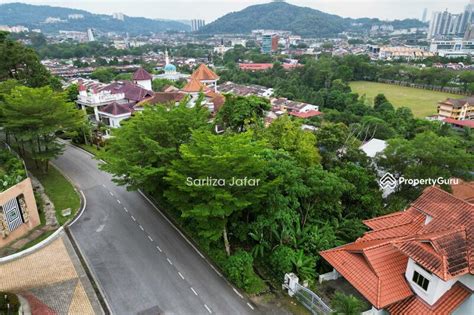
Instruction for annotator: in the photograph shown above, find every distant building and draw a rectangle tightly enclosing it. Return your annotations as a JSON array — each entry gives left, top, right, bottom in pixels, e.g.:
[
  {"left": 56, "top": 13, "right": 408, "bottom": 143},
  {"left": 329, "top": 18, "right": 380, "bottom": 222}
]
[
  {"left": 429, "top": 39, "right": 474, "bottom": 57},
  {"left": 87, "top": 28, "right": 95, "bottom": 42},
  {"left": 261, "top": 33, "right": 279, "bottom": 53},
  {"left": 437, "top": 97, "right": 474, "bottom": 121},
  {"left": 68, "top": 14, "right": 84, "bottom": 20},
  {"left": 428, "top": 1, "right": 474, "bottom": 39},
  {"left": 378, "top": 46, "right": 434, "bottom": 60},
  {"left": 112, "top": 12, "right": 125, "bottom": 21},
  {"left": 132, "top": 68, "right": 153, "bottom": 91},
  {"left": 191, "top": 19, "right": 205, "bottom": 32},
  {"left": 422, "top": 8, "right": 428, "bottom": 23},
  {"left": 155, "top": 50, "right": 190, "bottom": 81}
]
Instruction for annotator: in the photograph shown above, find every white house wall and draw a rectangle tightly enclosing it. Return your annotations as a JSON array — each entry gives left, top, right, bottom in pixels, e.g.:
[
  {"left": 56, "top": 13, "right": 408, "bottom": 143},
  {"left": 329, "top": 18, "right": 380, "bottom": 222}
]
[{"left": 405, "top": 258, "right": 457, "bottom": 306}]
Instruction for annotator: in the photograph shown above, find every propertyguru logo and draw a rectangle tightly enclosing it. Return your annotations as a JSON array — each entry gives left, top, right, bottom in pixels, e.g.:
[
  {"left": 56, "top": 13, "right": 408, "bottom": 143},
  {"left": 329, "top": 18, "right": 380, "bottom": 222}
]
[{"left": 379, "top": 172, "right": 459, "bottom": 189}]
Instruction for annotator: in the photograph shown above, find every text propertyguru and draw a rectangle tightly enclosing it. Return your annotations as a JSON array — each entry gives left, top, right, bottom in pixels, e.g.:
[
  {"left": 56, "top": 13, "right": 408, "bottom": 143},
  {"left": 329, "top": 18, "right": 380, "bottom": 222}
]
[
  {"left": 186, "top": 177, "right": 261, "bottom": 187},
  {"left": 398, "top": 177, "right": 459, "bottom": 186}
]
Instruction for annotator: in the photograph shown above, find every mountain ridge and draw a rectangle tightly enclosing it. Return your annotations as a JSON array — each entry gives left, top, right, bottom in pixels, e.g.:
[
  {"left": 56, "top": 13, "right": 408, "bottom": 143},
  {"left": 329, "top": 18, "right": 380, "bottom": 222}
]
[
  {"left": 199, "top": 1, "right": 426, "bottom": 37},
  {"left": 0, "top": 2, "right": 190, "bottom": 35}
]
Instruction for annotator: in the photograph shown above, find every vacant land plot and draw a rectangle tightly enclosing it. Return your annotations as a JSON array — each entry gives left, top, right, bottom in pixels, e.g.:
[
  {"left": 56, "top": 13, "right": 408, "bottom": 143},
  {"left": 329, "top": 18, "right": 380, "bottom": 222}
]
[{"left": 349, "top": 81, "right": 461, "bottom": 117}]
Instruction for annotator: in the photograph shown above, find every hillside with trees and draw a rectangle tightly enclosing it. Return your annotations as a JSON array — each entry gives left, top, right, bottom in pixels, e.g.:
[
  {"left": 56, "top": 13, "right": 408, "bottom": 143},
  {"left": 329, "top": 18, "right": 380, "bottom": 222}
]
[
  {"left": 200, "top": 1, "right": 426, "bottom": 37},
  {"left": 0, "top": 3, "right": 190, "bottom": 35}
]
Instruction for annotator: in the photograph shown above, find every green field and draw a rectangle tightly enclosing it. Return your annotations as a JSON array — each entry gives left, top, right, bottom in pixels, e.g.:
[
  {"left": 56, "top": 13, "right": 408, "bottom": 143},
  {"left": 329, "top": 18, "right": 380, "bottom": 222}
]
[{"left": 349, "top": 81, "right": 461, "bottom": 118}]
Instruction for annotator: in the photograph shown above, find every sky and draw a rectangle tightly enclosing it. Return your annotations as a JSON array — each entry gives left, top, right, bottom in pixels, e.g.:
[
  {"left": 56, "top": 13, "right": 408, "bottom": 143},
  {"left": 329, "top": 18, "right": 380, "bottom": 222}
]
[{"left": 0, "top": 0, "right": 469, "bottom": 22}]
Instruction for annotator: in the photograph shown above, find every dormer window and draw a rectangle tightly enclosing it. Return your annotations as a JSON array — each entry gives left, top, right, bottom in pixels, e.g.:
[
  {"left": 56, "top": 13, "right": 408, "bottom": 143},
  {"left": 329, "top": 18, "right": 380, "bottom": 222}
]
[{"left": 412, "top": 271, "right": 430, "bottom": 291}]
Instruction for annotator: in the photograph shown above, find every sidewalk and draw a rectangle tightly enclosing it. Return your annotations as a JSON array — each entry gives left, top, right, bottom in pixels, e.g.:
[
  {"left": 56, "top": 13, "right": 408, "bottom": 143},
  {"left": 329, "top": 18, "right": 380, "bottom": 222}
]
[{"left": 0, "top": 231, "right": 104, "bottom": 315}]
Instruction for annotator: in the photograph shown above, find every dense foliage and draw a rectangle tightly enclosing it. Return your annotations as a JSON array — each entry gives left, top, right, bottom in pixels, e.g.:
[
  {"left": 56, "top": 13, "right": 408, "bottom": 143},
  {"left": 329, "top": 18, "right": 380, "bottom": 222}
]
[
  {"left": 0, "top": 148, "right": 26, "bottom": 192},
  {"left": 1, "top": 85, "right": 85, "bottom": 172},
  {"left": 0, "top": 31, "right": 52, "bottom": 87}
]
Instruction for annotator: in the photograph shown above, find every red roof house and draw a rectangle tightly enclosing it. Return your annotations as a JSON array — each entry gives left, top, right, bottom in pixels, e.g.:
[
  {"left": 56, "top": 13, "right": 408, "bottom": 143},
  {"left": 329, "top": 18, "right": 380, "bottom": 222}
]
[{"left": 320, "top": 186, "right": 473, "bottom": 314}]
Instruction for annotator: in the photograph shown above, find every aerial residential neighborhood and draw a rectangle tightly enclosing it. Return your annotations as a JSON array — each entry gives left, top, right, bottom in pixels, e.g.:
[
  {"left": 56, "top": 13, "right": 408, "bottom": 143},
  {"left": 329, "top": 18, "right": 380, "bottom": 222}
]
[{"left": 0, "top": 1, "right": 473, "bottom": 315}]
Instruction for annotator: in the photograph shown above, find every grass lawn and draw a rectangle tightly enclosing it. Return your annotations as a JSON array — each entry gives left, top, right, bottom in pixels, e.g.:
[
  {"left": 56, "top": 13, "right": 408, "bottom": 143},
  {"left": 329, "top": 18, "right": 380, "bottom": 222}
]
[
  {"left": 29, "top": 164, "right": 80, "bottom": 226},
  {"left": 349, "top": 81, "right": 461, "bottom": 118}
]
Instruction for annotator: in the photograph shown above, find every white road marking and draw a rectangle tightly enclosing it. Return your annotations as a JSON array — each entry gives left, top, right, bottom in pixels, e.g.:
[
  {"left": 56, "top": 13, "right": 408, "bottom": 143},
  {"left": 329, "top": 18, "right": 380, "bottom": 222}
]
[
  {"left": 167, "top": 258, "right": 173, "bottom": 265},
  {"left": 123, "top": 207, "right": 128, "bottom": 213},
  {"left": 233, "top": 288, "right": 243, "bottom": 299},
  {"left": 209, "top": 264, "right": 223, "bottom": 277},
  {"left": 96, "top": 224, "right": 105, "bottom": 233},
  {"left": 148, "top": 235, "right": 153, "bottom": 242},
  {"left": 190, "top": 287, "right": 198, "bottom": 296},
  {"left": 247, "top": 303, "right": 254, "bottom": 310},
  {"left": 204, "top": 304, "right": 212, "bottom": 314},
  {"left": 131, "top": 216, "right": 136, "bottom": 222},
  {"left": 178, "top": 272, "right": 184, "bottom": 280},
  {"left": 116, "top": 199, "right": 121, "bottom": 204},
  {"left": 139, "top": 225, "right": 144, "bottom": 231},
  {"left": 109, "top": 191, "right": 114, "bottom": 196},
  {"left": 102, "top": 184, "right": 106, "bottom": 188},
  {"left": 156, "top": 245, "right": 162, "bottom": 252}
]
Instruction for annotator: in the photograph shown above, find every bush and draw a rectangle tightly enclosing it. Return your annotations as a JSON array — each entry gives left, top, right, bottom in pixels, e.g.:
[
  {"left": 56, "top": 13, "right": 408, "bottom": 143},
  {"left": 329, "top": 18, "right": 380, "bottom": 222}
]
[
  {"left": 224, "top": 250, "right": 266, "bottom": 294},
  {"left": 269, "top": 245, "right": 295, "bottom": 279},
  {"left": 331, "top": 291, "right": 366, "bottom": 315},
  {"left": 0, "top": 149, "right": 26, "bottom": 192},
  {"left": 0, "top": 292, "right": 20, "bottom": 313}
]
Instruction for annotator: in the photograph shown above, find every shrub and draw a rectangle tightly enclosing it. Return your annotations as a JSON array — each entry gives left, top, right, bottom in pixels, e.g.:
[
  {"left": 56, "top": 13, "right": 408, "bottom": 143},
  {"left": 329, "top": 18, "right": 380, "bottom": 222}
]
[
  {"left": 0, "top": 149, "right": 26, "bottom": 192},
  {"left": 269, "top": 245, "right": 295, "bottom": 279},
  {"left": 0, "top": 292, "right": 20, "bottom": 313},
  {"left": 331, "top": 291, "right": 366, "bottom": 315},
  {"left": 224, "top": 250, "right": 266, "bottom": 294}
]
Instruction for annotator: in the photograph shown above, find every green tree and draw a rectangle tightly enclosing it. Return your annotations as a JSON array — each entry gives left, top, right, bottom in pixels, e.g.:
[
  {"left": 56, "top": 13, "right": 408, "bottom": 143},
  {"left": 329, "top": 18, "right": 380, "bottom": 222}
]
[
  {"left": 377, "top": 131, "right": 474, "bottom": 193},
  {"left": 99, "top": 102, "right": 209, "bottom": 193},
  {"left": 164, "top": 130, "right": 272, "bottom": 255},
  {"left": 0, "top": 31, "right": 51, "bottom": 87},
  {"left": 264, "top": 115, "right": 321, "bottom": 166},
  {"left": 1, "top": 86, "right": 85, "bottom": 171},
  {"left": 216, "top": 95, "right": 270, "bottom": 132},
  {"left": 90, "top": 67, "right": 115, "bottom": 83}
]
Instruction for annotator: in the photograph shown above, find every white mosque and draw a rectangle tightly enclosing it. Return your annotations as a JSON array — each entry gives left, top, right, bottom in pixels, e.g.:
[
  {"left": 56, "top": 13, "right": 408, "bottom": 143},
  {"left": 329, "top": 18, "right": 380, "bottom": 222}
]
[{"left": 154, "top": 50, "right": 190, "bottom": 81}]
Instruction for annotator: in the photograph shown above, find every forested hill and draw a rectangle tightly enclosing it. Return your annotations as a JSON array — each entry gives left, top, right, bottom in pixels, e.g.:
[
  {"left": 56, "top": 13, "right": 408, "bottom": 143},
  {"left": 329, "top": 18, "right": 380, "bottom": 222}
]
[
  {"left": 199, "top": 1, "right": 426, "bottom": 37},
  {"left": 0, "top": 3, "right": 190, "bottom": 35}
]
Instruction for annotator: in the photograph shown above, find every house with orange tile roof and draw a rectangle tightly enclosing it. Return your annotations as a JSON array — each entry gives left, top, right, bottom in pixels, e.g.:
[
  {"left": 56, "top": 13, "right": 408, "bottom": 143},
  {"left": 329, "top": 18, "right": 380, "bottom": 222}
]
[
  {"left": 320, "top": 186, "right": 473, "bottom": 315},
  {"left": 190, "top": 63, "right": 219, "bottom": 92}
]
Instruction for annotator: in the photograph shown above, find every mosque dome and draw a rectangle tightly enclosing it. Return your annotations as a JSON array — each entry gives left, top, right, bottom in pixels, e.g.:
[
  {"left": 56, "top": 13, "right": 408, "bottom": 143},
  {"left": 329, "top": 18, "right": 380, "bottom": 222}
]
[{"left": 164, "top": 64, "right": 177, "bottom": 73}]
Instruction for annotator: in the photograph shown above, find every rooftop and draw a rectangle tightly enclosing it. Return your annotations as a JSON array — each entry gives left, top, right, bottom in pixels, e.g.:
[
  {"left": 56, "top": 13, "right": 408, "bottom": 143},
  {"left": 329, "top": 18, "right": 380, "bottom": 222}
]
[
  {"left": 132, "top": 68, "right": 153, "bottom": 81},
  {"left": 190, "top": 64, "right": 219, "bottom": 81},
  {"left": 320, "top": 186, "right": 473, "bottom": 310}
]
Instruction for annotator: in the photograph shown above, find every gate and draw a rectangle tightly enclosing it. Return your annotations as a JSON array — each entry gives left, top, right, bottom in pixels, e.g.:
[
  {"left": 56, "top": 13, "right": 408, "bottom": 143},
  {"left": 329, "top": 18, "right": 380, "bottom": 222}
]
[{"left": 283, "top": 273, "right": 332, "bottom": 315}]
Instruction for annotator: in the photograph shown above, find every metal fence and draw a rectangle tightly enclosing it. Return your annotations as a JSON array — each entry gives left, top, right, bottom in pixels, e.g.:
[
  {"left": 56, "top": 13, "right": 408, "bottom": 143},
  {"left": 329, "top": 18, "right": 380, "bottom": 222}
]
[{"left": 290, "top": 282, "right": 332, "bottom": 315}]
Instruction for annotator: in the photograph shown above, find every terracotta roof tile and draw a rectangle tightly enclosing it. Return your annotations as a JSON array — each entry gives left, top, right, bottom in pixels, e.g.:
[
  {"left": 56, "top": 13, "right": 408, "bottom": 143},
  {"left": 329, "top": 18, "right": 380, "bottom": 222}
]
[
  {"left": 320, "top": 186, "right": 474, "bottom": 310},
  {"left": 182, "top": 77, "right": 206, "bottom": 93},
  {"left": 191, "top": 64, "right": 219, "bottom": 81},
  {"left": 386, "top": 283, "right": 471, "bottom": 314}
]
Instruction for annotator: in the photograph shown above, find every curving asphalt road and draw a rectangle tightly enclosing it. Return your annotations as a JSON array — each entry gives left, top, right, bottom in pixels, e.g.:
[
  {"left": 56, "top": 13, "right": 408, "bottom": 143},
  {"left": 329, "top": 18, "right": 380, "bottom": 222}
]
[{"left": 53, "top": 143, "right": 256, "bottom": 315}]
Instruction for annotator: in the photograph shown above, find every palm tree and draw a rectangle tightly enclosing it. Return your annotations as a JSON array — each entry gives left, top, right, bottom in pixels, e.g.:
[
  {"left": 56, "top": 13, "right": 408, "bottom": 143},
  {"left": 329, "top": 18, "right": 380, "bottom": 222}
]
[{"left": 331, "top": 291, "right": 365, "bottom": 315}]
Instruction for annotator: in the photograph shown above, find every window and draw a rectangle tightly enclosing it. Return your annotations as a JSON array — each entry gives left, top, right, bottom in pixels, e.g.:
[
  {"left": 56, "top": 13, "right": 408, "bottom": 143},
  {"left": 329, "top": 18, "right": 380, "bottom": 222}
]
[{"left": 412, "top": 271, "right": 430, "bottom": 291}]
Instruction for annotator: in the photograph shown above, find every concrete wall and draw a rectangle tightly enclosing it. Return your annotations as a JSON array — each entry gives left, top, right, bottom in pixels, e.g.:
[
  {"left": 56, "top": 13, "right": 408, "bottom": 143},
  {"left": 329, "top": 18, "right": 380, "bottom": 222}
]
[
  {"left": 0, "top": 178, "right": 40, "bottom": 248},
  {"left": 453, "top": 293, "right": 474, "bottom": 315}
]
